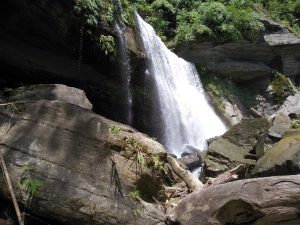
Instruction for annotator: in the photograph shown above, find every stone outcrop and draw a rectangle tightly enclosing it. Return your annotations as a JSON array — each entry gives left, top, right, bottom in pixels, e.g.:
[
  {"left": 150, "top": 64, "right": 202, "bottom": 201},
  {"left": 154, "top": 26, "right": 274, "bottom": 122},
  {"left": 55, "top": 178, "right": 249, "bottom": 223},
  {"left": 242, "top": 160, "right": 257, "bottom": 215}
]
[
  {"left": 204, "top": 118, "right": 270, "bottom": 177},
  {"left": 0, "top": 86, "right": 167, "bottom": 225},
  {"left": 176, "top": 16, "right": 300, "bottom": 82},
  {"left": 167, "top": 175, "right": 300, "bottom": 225},
  {"left": 5, "top": 84, "right": 93, "bottom": 110}
]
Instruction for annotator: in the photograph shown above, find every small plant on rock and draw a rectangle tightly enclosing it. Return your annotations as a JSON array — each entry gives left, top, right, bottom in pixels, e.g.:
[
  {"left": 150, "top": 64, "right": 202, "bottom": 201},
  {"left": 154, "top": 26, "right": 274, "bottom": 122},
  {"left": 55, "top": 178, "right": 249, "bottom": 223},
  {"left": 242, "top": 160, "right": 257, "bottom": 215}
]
[
  {"left": 122, "top": 137, "right": 166, "bottom": 174},
  {"left": 17, "top": 165, "right": 44, "bottom": 204},
  {"left": 109, "top": 126, "right": 122, "bottom": 135}
]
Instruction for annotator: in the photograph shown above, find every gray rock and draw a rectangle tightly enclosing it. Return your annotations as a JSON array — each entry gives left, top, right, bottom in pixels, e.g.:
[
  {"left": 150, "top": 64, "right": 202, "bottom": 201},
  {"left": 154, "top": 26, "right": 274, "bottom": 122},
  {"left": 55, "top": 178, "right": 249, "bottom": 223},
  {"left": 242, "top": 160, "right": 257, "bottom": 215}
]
[
  {"left": 268, "top": 113, "right": 292, "bottom": 139},
  {"left": 178, "top": 154, "right": 202, "bottom": 171},
  {"left": 204, "top": 138, "right": 256, "bottom": 177},
  {"left": 223, "top": 98, "right": 244, "bottom": 126},
  {"left": 214, "top": 62, "right": 272, "bottom": 81},
  {"left": 7, "top": 84, "right": 93, "bottom": 110},
  {"left": 167, "top": 175, "right": 300, "bottom": 225},
  {"left": 252, "top": 133, "right": 300, "bottom": 176},
  {"left": 270, "top": 94, "right": 300, "bottom": 118},
  {"left": 204, "top": 118, "right": 270, "bottom": 177},
  {"left": 0, "top": 99, "right": 167, "bottom": 225},
  {"left": 176, "top": 15, "right": 300, "bottom": 81}
]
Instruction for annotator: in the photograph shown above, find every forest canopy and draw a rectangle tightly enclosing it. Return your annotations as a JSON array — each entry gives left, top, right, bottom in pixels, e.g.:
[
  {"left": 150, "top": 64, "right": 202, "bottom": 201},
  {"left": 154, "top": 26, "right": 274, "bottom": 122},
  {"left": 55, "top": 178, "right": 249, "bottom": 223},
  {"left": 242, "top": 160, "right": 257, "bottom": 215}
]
[{"left": 131, "top": 0, "right": 300, "bottom": 44}]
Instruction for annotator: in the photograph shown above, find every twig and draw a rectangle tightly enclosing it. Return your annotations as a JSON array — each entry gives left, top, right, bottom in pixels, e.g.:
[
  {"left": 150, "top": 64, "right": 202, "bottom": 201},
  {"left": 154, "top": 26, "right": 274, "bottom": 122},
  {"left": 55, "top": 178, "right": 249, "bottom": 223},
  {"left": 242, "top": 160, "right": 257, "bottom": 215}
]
[
  {"left": 0, "top": 155, "right": 24, "bottom": 225},
  {"left": 0, "top": 121, "right": 24, "bottom": 225}
]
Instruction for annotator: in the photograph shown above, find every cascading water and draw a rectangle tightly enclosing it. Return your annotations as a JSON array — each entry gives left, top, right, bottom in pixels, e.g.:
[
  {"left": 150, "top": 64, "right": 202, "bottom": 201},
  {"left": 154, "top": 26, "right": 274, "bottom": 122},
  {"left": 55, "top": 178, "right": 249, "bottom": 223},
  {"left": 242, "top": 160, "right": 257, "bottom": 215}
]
[
  {"left": 113, "top": 0, "right": 133, "bottom": 125},
  {"left": 136, "top": 14, "right": 227, "bottom": 157}
]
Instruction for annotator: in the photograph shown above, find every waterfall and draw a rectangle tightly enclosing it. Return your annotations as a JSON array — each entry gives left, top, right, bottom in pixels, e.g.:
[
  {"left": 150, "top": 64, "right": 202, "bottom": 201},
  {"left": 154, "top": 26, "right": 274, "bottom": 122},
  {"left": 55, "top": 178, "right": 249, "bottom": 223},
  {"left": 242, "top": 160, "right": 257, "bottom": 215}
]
[
  {"left": 136, "top": 14, "right": 227, "bottom": 157},
  {"left": 113, "top": 0, "right": 133, "bottom": 125}
]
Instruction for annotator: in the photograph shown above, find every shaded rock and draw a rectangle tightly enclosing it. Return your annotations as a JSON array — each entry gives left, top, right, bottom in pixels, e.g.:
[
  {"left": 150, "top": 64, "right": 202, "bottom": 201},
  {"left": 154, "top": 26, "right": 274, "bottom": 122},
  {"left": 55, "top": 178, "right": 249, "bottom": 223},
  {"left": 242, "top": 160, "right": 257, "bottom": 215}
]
[
  {"left": 214, "top": 62, "right": 272, "bottom": 81},
  {"left": 268, "top": 113, "right": 292, "bottom": 140},
  {"left": 178, "top": 154, "right": 202, "bottom": 171},
  {"left": 167, "top": 174, "right": 300, "bottom": 225},
  {"left": 0, "top": 98, "right": 167, "bottom": 225},
  {"left": 223, "top": 118, "right": 270, "bottom": 150},
  {"left": 204, "top": 118, "right": 270, "bottom": 177},
  {"left": 252, "top": 134, "right": 300, "bottom": 176},
  {"left": 176, "top": 15, "right": 300, "bottom": 81},
  {"left": 204, "top": 138, "right": 256, "bottom": 177},
  {"left": 5, "top": 84, "right": 93, "bottom": 110},
  {"left": 0, "top": 219, "right": 9, "bottom": 225}
]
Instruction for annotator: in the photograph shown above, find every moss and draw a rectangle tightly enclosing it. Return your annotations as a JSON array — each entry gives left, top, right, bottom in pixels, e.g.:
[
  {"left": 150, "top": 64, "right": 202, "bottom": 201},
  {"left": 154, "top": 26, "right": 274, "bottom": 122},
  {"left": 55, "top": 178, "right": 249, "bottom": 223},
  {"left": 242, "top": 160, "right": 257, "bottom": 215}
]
[
  {"left": 271, "top": 72, "right": 296, "bottom": 104},
  {"left": 199, "top": 67, "right": 258, "bottom": 112},
  {"left": 253, "top": 134, "right": 300, "bottom": 175}
]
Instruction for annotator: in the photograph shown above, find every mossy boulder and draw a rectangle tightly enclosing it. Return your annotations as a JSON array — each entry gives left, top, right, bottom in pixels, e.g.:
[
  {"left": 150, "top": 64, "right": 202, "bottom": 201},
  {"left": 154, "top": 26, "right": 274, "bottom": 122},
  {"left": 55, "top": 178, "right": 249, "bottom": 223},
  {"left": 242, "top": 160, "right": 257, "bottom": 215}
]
[
  {"left": 267, "top": 73, "right": 297, "bottom": 104},
  {"left": 252, "top": 133, "right": 300, "bottom": 176}
]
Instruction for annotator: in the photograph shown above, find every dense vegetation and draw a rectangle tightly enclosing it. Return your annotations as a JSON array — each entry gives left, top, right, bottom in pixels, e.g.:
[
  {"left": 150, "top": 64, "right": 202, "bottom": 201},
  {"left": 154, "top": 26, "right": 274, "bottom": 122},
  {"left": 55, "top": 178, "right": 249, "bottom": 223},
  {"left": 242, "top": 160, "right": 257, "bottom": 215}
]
[
  {"left": 132, "top": 0, "right": 300, "bottom": 45},
  {"left": 73, "top": 0, "right": 300, "bottom": 55}
]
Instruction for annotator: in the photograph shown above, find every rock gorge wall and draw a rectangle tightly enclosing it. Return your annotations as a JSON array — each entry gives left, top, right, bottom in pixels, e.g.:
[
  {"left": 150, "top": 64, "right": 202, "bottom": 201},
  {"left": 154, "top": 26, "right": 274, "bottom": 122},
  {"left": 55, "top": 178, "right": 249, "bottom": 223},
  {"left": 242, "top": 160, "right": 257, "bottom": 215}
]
[
  {"left": 175, "top": 16, "right": 300, "bottom": 83},
  {"left": 0, "top": 0, "right": 156, "bottom": 136}
]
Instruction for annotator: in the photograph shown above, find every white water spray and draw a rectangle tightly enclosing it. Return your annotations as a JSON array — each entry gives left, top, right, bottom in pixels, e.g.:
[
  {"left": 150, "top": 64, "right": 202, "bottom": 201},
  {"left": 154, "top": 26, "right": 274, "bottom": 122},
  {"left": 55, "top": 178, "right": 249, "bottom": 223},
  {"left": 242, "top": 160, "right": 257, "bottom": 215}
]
[{"left": 136, "top": 14, "right": 227, "bottom": 156}]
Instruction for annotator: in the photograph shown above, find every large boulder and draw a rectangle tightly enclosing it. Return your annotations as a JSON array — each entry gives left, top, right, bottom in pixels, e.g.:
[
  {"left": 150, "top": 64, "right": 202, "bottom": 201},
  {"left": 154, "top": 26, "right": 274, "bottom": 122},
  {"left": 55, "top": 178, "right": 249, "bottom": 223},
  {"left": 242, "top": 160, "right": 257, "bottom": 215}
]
[
  {"left": 252, "top": 133, "right": 300, "bottom": 176},
  {"left": 5, "top": 84, "right": 93, "bottom": 110},
  {"left": 0, "top": 87, "right": 168, "bottom": 225},
  {"left": 270, "top": 93, "right": 300, "bottom": 118},
  {"left": 268, "top": 113, "right": 292, "bottom": 140},
  {"left": 167, "top": 175, "right": 300, "bottom": 225},
  {"left": 204, "top": 118, "right": 270, "bottom": 177}
]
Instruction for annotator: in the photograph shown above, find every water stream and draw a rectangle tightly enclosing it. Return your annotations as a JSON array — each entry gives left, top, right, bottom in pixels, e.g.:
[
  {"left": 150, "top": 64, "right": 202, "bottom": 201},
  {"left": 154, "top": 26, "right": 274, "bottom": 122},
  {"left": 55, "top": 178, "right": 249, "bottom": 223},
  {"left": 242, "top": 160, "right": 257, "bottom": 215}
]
[
  {"left": 113, "top": 0, "right": 133, "bottom": 125},
  {"left": 136, "top": 14, "right": 227, "bottom": 157}
]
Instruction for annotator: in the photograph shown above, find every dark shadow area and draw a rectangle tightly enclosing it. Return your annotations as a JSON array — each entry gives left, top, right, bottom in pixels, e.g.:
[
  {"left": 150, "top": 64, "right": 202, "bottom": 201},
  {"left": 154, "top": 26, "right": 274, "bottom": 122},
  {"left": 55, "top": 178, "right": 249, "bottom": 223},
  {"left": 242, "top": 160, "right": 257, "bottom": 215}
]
[{"left": 216, "top": 200, "right": 263, "bottom": 225}]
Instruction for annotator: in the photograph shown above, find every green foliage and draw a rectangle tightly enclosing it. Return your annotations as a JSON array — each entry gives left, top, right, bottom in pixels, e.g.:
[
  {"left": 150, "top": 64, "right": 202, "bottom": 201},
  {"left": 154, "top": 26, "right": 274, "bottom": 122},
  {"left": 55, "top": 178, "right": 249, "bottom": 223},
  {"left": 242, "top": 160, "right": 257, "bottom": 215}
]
[
  {"left": 109, "top": 126, "right": 122, "bottom": 135},
  {"left": 175, "top": 1, "right": 264, "bottom": 44},
  {"left": 17, "top": 165, "right": 44, "bottom": 199},
  {"left": 74, "top": 0, "right": 113, "bottom": 28},
  {"left": 99, "top": 35, "right": 116, "bottom": 57},
  {"left": 18, "top": 178, "right": 44, "bottom": 197},
  {"left": 132, "top": 0, "right": 178, "bottom": 41},
  {"left": 292, "top": 120, "right": 300, "bottom": 129},
  {"left": 257, "top": 0, "right": 300, "bottom": 36},
  {"left": 271, "top": 72, "right": 296, "bottom": 104},
  {"left": 129, "top": 188, "right": 142, "bottom": 200},
  {"left": 133, "top": 0, "right": 299, "bottom": 45},
  {"left": 199, "top": 67, "right": 258, "bottom": 111},
  {"left": 122, "top": 137, "right": 166, "bottom": 174}
]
